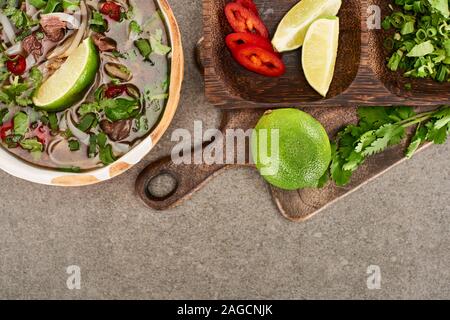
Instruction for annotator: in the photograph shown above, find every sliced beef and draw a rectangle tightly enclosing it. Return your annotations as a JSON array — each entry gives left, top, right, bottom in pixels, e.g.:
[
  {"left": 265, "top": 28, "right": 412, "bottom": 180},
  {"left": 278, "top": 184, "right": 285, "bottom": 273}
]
[
  {"left": 22, "top": 33, "right": 43, "bottom": 59},
  {"left": 92, "top": 33, "right": 117, "bottom": 52},
  {"left": 100, "top": 119, "right": 132, "bottom": 141},
  {"left": 40, "top": 16, "right": 67, "bottom": 42}
]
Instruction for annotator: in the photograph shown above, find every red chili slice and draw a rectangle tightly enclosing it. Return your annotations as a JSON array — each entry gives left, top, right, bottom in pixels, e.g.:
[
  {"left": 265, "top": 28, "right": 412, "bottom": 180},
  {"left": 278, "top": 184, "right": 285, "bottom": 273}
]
[
  {"left": 235, "top": 0, "right": 259, "bottom": 16},
  {"left": 6, "top": 55, "right": 26, "bottom": 75},
  {"left": 100, "top": 1, "right": 122, "bottom": 21},
  {"left": 104, "top": 84, "right": 127, "bottom": 98},
  {"left": 0, "top": 121, "right": 13, "bottom": 140},
  {"left": 224, "top": 3, "right": 269, "bottom": 38},
  {"left": 232, "top": 45, "right": 286, "bottom": 77},
  {"left": 226, "top": 32, "right": 275, "bottom": 55}
]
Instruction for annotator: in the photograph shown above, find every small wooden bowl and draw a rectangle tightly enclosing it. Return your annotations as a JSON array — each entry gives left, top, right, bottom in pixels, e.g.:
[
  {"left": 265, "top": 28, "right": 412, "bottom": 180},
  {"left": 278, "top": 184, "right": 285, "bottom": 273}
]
[
  {"left": 0, "top": 0, "right": 184, "bottom": 186},
  {"left": 368, "top": 0, "right": 450, "bottom": 103},
  {"left": 204, "top": 0, "right": 360, "bottom": 105}
]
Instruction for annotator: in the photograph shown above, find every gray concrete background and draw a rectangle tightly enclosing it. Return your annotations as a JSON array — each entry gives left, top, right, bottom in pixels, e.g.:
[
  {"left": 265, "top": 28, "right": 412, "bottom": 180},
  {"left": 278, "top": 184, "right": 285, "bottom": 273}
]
[{"left": 0, "top": 0, "right": 449, "bottom": 299}]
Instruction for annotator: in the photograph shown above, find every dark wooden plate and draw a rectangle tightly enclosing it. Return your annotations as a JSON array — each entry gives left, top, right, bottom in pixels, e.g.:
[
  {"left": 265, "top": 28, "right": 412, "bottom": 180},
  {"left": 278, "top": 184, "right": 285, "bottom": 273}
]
[{"left": 203, "top": 0, "right": 450, "bottom": 108}]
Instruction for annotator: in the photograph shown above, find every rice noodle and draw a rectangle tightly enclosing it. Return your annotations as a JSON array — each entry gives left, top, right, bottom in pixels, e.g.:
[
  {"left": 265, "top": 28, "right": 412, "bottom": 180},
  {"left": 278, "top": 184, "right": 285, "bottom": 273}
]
[
  {"left": 66, "top": 110, "right": 91, "bottom": 146},
  {"left": 60, "top": 1, "right": 87, "bottom": 58},
  {"left": 47, "top": 137, "right": 73, "bottom": 166},
  {"left": 25, "top": 0, "right": 37, "bottom": 17},
  {"left": 7, "top": 105, "right": 21, "bottom": 118},
  {"left": 85, "top": 0, "right": 98, "bottom": 8},
  {"left": 58, "top": 116, "right": 67, "bottom": 132},
  {"left": 25, "top": 54, "right": 36, "bottom": 71},
  {"left": 25, "top": 106, "right": 40, "bottom": 123},
  {"left": 48, "top": 136, "right": 101, "bottom": 166},
  {"left": 0, "top": 13, "right": 16, "bottom": 45},
  {"left": 47, "top": 32, "right": 76, "bottom": 59},
  {"left": 111, "top": 142, "right": 130, "bottom": 154},
  {"left": 114, "top": 0, "right": 128, "bottom": 8},
  {"left": 5, "top": 42, "right": 22, "bottom": 55}
]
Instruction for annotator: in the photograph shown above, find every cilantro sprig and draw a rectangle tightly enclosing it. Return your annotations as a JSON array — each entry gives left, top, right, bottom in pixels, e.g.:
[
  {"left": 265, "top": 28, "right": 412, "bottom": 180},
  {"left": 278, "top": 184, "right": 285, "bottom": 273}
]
[{"left": 330, "top": 106, "right": 450, "bottom": 186}]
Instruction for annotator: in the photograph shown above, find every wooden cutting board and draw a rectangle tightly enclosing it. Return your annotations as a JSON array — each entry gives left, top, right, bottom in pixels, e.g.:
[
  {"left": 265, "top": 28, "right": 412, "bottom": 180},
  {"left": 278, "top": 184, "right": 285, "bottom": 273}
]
[
  {"left": 136, "top": 107, "right": 430, "bottom": 222},
  {"left": 135, "top": 0, "right": 435, "bottom": 221}
]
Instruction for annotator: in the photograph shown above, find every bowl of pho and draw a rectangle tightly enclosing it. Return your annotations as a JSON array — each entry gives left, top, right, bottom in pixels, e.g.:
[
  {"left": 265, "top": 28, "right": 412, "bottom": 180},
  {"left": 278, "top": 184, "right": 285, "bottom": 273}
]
[{"left": 0, "top": 0, "right": 183, "bottom": 186}]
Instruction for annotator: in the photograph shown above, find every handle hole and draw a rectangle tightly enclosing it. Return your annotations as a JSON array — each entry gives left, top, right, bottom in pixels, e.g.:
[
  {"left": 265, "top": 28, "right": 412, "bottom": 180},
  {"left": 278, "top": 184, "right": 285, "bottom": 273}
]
[{"left": 145, "top": 171, "right": 179, "bottom": 201}]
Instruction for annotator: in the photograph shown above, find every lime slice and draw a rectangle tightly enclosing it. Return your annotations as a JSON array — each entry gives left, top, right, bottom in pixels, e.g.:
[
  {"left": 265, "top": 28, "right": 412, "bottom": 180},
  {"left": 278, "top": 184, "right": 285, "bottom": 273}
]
[
  {"left": 33, "top": 37, "right": 99, "bottom": 112},
  {"left": 272, "top": 0, "right": 341, "bottom": 52},
  {"left": 302, "top": 17, "right": 339, "bottom": 97},
  {"left": 251, "top": 108, "right": 331, "bottom": 190}
]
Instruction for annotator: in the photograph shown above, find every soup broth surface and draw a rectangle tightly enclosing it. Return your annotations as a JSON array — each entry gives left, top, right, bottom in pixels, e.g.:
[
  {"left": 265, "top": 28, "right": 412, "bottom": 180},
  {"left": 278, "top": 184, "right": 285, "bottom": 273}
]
[{"left": 0, "top": 0, "right": 170, "bottom": 171}]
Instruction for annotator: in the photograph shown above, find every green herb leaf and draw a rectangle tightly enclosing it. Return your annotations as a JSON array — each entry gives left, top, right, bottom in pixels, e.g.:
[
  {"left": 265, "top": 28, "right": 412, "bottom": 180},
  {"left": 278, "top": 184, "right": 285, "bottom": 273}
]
[
  {"left": 150, "top": 29, "right": 171, "bottom": 55},
  {"left": 78, "top": 101, "right": 100, "bottom": 116},
  {"left": 77, "top": 113, "right": 96, "bottom": 132},
  {"left": 43, "top": 0, "right": 63, "bottom": 13},
  {"left": 330, "top": 143, "right": 353, "bottom": 187},
  {"left": 48, "top": 112, "right": 59, "bottom": 132},
  {"left": 0, "top": 108, "right": 9, "bottom": 124},
  {"left": 62, "top": 0, "right": 80, "bottom": 11},
  {"left": 20, "top": 137, "right": 43, "bottom": 160},
  {"left": 330, "top": 106, "right": 450, "bottom": 186},
  {"left": 13, "top": 112, "right": 29, "bottom": 136},
  {"left": 20, "top": 138, "right": 43, "bottom": 152},
  {"left": 90, "top": 11, "right": 108, "bottom": 33},
  {"left": 407, "top": 41, "right": 434, "bottom": 57},
  {"left": 99, "top": 144, "right": 116, "bottom": 165},
  {"left": 58, "top": 166, "right": 81, "bottom": 173},
  {"left": 102, "top": 98, "right": 139, "bottom": 121},
  {"left": 134, "top": 38, "right": 152, "bottom": 60},
  {"left": 129, "top": 20, "right": 142, "bottom": 34},
  {"left": 68, "top": 139, "right": 80, "bottom": 151},
  {"left": 406, "top": 125, "right": 428, "bottom": 158},
  {"left": 29, "top": 0, "right": 47, "bottom": 10},
  {"left": 97, "top": 132, "right": 107, "bottom": 149}
]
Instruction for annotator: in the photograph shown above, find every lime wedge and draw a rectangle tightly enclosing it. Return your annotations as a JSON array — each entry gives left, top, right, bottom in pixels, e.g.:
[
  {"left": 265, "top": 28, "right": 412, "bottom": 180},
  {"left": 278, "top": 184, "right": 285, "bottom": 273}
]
[
  {"left": 33, "top": 37, "right": 99, "bottom": 112},
  {"left": 302, "top": 17, "right": 339, "bottom": 97},
  {"left": 272, "top": 0, "right": 341, "bottom": 52}
]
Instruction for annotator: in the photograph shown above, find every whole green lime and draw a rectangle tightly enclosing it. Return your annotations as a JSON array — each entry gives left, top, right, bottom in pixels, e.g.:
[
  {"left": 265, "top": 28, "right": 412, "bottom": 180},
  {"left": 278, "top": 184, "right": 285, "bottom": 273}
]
[{"left": 251, "top": 108, "right": 331, "bottom": 190}]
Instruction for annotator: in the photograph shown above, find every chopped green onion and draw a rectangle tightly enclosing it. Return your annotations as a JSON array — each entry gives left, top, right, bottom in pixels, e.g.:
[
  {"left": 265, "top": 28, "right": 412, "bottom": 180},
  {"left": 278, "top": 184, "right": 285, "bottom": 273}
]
[
  {"left": 48, "top": 113, "right": 59, "bottom": 132},
  {"left": 77, "top": 113, "right": 96, "bottom": 132},
  {"left": 68, "top": 139, "right": 80, "bottom": 151}
]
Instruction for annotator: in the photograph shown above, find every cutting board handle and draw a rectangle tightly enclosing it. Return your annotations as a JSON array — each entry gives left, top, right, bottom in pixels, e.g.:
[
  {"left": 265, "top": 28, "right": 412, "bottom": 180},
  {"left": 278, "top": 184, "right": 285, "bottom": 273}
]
[
  {"left": 135, "top": 150, "right": 229, "bottom": 210},
  {"left": 136, "top": 110, "right": 261, "bottom": 210}
]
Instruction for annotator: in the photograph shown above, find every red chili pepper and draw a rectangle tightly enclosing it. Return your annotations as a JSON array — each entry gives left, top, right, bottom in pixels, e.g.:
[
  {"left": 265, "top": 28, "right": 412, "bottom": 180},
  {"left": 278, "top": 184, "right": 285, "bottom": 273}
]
[
  {"left": 100, "top": 1, "right": 122, "bottom": 21},
  {"left": 224, "top": 3, "right": 269, "bottom": 38},
  {"left": 33, "top": 125, "right": 50, "bottom": 145},
  {"left": 6, "top": 55, "right": 26, "bottom": 75},
  {"left": 235, "top": 0, "right": 259, "bottom": 16},
  {"left": 232, "top": 45, "right": 286, "bottom": 77},
  {"left": 0, "top": 121, "right": 13, "bottom": 140},
  {"left": 226, "top": 32, "right": 276, "bottom": 55},
  {"left": 104, "top": 84, "right": 127, "bottom": 98}
]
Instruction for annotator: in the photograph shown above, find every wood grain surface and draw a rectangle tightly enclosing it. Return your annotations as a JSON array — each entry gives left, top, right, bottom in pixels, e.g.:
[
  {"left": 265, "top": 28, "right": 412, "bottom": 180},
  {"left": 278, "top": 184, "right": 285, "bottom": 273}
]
[{"left": 136, "top": 106, "right": 430, "bottom": 221}]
